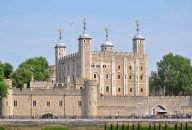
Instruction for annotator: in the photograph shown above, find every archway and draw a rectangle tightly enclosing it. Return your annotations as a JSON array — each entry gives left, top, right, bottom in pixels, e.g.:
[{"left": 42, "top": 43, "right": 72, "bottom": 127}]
[
  {"left": 39, "top": 113, "right": 58, "bottom": 119},
  {"left": 153, "top": 105, "right": 167, "bottom": 116}
]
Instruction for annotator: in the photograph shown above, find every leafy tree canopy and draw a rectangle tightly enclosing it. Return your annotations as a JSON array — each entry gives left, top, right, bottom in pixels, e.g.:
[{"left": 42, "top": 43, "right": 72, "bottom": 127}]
[
  {"left": 0, "top": 81, "right": 8, "bottom": 99},
  {"left": 11, "top": 56, "right": 50, "bottom": 88},
  {"left": 0, "top": 61, "right": 12, "bottom": 98},
  {"left": 150, "top": 53, "right": 192, "bottom": 96},
  {"left": 0, "top": 65, "right": 4, "bottom": 81},
  {"left": 0, "top": 62, "right": 13, "bottom": 80}
]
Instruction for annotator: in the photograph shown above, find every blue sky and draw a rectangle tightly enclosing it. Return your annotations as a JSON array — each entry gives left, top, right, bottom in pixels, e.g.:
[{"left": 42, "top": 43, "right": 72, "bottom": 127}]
[{"left": 0, "top": 0, "right": 192, "bottom": 73}]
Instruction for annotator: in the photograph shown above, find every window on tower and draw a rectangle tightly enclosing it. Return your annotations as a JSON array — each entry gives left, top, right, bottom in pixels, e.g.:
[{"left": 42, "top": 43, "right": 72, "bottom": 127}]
[
  {"left": 106, "top": 86, "right": 109, "bottom": 92},
  {"left": 118, "top": 75, "right": 121, "bottom": 79},
  {"left": 140, "top": 88, "right": 143, "bottom": 92},
  {"left": 130, "top": 88, "right": 133, "bottom": 92},
  {"left": 94, "top": 74, "right": 97, "bottom": 79},
  {"left": 106, "top": 74, "right": 109, "bottom": 79}
]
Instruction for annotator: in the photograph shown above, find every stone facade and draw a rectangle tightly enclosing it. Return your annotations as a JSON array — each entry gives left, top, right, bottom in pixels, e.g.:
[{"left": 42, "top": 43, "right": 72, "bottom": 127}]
[{"left": 1, "top": 20, "right": 192, "bottom": 118}]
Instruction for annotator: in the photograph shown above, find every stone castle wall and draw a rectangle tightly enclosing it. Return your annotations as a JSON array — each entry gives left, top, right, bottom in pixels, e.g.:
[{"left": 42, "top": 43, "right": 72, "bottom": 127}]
[{"left": 97, "top": 96, "right": 192, "bottom": 116}]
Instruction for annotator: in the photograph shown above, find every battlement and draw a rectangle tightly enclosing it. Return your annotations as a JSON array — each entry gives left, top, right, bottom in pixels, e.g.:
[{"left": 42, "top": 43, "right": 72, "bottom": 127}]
[
  {"left": 11, "top": 86, "right": 82, "bottom": 96},
  {"left": 99, "top": 96, "right": 191, "bottom": 100},
  {"left": 30, "top": 81, "right": 54, "bottom": 88},
  {"left": 59, "top": 52, "right": 79, "bottom": 60},
  {"left": 91, "top": 51, "right": 133, "bottom": 57},
  {"left": 149, "top": 96, "right": 191, "bottom": 99}
]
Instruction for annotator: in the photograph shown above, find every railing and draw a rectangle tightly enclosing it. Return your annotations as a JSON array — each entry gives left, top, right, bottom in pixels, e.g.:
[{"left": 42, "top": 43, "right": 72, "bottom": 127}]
[{"left": 1, "top": 114, "right": 192, "bottom": 119}]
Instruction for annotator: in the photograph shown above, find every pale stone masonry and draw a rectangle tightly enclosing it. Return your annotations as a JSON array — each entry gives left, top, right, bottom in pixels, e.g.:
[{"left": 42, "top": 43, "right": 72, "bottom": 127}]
[{"left": 1, "top": 20, "right": 192, "bottom": 118}]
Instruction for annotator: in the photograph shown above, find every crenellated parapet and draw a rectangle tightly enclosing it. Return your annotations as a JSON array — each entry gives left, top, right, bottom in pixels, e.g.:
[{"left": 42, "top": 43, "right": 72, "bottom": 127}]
[
  {"left": 59, "top": 52, "right": 79, "bottom": 61},
  {"left": 91, "top": 51, "right": 134, "bottom": 57}
]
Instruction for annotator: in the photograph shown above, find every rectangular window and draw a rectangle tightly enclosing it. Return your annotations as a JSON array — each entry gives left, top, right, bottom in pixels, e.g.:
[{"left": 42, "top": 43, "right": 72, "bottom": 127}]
[
  {"left": 47, "top": 101, "right": 50, "bottom": 107},
  {"left": 6, "top": 101, "right": 8, "bottom": 106},
  {"left": 78, "top": 101, "right": 81, "bottom": 106},
  {"left": 96, "top": 65, "right": 100, "bottom": 68},
  {"left": 59, "top": 101, "right": 62, "bottom": 106},
  {"left": 14, "top": 101, "right": 17, "bottom": 107},
  {"left": 33, "top": 100, "right": 36, "bottom": 107},
  {"left": 89, "top": 101, "right": 91, "bottom": 106}
]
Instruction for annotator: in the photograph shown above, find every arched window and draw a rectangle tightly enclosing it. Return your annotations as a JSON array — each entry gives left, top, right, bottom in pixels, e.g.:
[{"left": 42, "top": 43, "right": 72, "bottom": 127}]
[
  {"left": 106, "top": 86, "right": 109, "bottom": 92},
  {"left": 129, "top": 75, "right": 132, "bottom": 79},
  {"left": 130, "top": 88, "right": 132, "bottom": 92},
  {"left": 118, "top": 88, "right": 121, "bottom": 92},
  {"left": 118, "top": 65, "right": 120, "bottom": 70},
  {"left": 129, "top": 66, "right": 132, "bottom": 70},
  {"left": 140, "top": 88, "right": 143, "bottom": 92},
  {"left": 141, "top": 66, "right": 143, "bottom": 70},
  {"left": 106, "top": 74, "right": 109, "bottom": 79},
  {"left": 93, "top": 74, "right": 97, "bottom": 79},
  {"left": 118, "top": 75, "right": 121, "bottom": 79},
  {"left": 140, "top": 75, "right": 143, "bottom": 80}
]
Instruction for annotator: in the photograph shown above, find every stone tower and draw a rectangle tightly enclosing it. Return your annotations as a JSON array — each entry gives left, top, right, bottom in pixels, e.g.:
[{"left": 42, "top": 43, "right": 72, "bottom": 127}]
[
  {"left": 55, "top": 29, "right": 66, "bottom": 83},
  {"left": 133, "top": 20, "right": 145, "bottom": 55},
  {"left": 82, "top": 80, "right": 98, "bottom": 118},
  {"left": 132, "top": 20, "right": 148, "bottom": 96},
  {"left": 78, "top": 18, "right": 92, "bottom": 79}
]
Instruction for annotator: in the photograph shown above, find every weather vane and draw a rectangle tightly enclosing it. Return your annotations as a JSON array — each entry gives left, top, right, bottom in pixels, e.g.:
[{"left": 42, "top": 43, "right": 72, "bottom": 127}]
[
  {"left": 83, "top": 17, "right": 86, "bottom": 32},
  {"left": 105, "top": 28, "right": 108, "bottom": 40},
  {"left": 136, "top": 19, "right": 140, "bottom": 34},
  {"left": 58, "top": 28, "right": 62, "bottom": 40}
]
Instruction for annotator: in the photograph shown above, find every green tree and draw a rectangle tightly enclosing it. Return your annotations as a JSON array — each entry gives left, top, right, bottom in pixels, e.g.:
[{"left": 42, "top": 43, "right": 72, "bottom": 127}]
[
  {"left": 0, "top": 62, "right": 9, "bottom": 98},
  {"left": 0, "top": 81, "right": 8, "bottom": 99},
  {"left": 11, "top": 56, "right": 50, "bottom": 88},
  {"left": 0, "top": 65, "right": 4, "bottom": 81},
  {"left": 3, "top": 63, "right": 13, "bottom": 79},
  {"left": 150, "top": 53, "right": 192, "bottom": 96}
]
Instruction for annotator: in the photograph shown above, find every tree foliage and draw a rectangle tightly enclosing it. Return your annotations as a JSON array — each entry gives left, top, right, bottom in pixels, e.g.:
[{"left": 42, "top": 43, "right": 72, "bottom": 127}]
[
  {"left": 150, "top": 53, "right": 192, "bottom": 96},
  {"left": 0, "top": 61, "right": 12, "bottom": 99},
  {"left": 0, "top": 81, "right": 8, "bottom": 99},
  {"left": 3, "top": 63, "right": 13, "bottom": 79},
  {"left": 11, "top": 56, "right": 50, "bottom": 88}
]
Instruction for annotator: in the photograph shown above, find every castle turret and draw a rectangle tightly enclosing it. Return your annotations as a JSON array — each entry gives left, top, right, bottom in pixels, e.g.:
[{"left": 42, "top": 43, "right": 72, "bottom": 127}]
[
  {"left": 55, "top": 29, "right": 66, "bottom": 83},
  {"left": 1, "top": 85, "right": 13, "bottom": 117},
  {"left": 133, "top": 20, "right": 145, "bottom": 55},
  {"left": 82, "top": 80, "right": 98, "bottom": 118},
  {"left": 101, "top": 28, "right": 114, "bottom": 52},
  {"left": 78, "top": 18, "right": 92, "bottom": 79}
]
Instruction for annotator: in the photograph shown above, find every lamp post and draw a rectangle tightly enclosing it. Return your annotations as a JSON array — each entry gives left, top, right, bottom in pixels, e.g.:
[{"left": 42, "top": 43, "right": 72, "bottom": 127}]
[
  {"left": 9, "top": 106, "right": 10, "bottom": 118},
  {"left": 164, "top": 65, "right": 170, "bottom": 96}
]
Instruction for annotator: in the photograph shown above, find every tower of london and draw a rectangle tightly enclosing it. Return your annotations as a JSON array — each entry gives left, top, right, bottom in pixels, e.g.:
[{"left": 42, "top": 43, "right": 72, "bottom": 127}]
[
  {"left": 55, "top": 19, "right": 148, "bottom": 97},
  {"left": 1, "top": 19, "right": 192, "bottom": 118}
]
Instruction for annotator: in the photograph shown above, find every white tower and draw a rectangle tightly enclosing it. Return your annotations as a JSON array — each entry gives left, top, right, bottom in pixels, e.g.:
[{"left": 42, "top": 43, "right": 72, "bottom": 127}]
[{"left": 55, "top": 29, "right": 66, "bottom": 83}]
